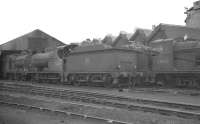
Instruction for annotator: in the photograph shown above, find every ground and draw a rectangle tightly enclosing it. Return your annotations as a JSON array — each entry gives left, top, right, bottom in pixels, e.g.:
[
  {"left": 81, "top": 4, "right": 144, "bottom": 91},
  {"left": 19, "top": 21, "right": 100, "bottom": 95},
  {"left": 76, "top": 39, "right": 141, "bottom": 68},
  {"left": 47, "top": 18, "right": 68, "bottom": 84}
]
[
  {"left": 1, "top": 81, "right": 200, "bottom": 124},
  {"left": 0, "top": 92, "right": 199, "bottom": 124},
  {"left": 0, "top": 105, "right": 108, "bottom": 124}
]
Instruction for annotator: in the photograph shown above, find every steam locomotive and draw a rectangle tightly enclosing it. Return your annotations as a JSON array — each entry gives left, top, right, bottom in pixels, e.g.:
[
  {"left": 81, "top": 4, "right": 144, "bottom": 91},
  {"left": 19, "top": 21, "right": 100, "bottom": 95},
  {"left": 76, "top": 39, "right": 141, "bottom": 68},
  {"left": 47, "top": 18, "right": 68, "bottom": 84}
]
[{"left": 3, "top": 43, "right": 156, "bottom": 87}]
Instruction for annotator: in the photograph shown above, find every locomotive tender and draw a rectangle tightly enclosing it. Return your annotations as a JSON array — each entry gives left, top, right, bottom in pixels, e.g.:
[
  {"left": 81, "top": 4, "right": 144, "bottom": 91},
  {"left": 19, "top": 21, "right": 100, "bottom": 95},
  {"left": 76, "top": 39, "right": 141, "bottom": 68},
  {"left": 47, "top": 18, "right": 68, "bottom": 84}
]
[{"left": 66, "top": 44, "right": 139, "bottom": 87}]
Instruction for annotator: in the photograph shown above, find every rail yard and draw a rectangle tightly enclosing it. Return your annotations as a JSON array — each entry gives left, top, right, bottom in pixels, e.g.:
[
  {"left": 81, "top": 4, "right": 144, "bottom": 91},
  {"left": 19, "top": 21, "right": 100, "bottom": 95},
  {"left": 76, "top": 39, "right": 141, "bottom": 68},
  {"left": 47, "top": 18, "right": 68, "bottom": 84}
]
[
  {"left": 1, "top": 0, "right": 200, "bottom": 123},
  {"left": 0, "top": 81, "right": 200, "bottom": 124}
]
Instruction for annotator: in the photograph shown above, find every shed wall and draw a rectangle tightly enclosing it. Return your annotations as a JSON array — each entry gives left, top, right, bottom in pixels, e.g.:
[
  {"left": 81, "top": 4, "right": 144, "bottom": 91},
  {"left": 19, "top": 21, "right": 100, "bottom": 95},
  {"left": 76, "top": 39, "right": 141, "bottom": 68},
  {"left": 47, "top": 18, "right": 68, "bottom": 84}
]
[{"left": 151, "top": 40, "right": 174, "bottom": 72}]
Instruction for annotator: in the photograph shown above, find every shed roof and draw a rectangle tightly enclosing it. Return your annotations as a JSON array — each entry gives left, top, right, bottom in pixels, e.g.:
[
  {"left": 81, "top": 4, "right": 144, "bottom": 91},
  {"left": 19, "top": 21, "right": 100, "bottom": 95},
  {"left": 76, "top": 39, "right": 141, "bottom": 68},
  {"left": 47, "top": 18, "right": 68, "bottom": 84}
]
[
  {"left": 147, "top": 23, "right": 200, "bottom": 44},
  {"left": 0, "top": 29, "right": 65, "bottom": 51}
]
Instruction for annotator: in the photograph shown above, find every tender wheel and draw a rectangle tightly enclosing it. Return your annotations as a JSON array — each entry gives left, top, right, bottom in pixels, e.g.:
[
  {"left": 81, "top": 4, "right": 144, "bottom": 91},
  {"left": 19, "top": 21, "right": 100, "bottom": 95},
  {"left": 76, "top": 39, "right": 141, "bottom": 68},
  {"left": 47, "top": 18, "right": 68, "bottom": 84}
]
[
  {"left": 103, "top": 76, "right": 113, "bottom": 88},
  {"left": 73, "top": 81, "right": 81, "bottom": 86}
]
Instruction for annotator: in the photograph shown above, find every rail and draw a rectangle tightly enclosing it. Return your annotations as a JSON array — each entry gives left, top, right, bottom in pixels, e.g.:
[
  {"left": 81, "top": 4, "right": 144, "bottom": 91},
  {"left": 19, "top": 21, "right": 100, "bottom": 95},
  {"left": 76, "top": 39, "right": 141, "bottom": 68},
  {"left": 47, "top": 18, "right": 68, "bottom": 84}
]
[{"left": 0, "top": 82, "right": 200, "bottom": 120}]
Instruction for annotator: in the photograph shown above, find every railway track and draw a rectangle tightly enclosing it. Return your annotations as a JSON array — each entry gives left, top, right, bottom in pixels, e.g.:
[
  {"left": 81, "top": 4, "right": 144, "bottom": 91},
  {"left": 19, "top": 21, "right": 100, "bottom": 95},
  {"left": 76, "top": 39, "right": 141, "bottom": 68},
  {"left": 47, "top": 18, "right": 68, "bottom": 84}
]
[
  {"left": 0, "top": 100, "right": 129, "bottom": 124},
  {"left": 0, "top": 82, "right": 200, "bottom": 120}
]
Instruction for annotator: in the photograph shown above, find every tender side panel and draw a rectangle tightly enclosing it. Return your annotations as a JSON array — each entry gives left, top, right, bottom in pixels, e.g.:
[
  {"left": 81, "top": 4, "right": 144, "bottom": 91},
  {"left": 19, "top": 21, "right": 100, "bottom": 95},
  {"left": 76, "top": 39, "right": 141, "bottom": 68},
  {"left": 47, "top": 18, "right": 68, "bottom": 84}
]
[
  {"left": 66, "top": 51, "right": 116, "bottom": 73},
  {"left": 137, "top": 53, "right": 149, "bottom": 72},
  {"left": 65, "top": 49, "right": 138, "bottom": 87},
  {"left": 114, "top": 51, "right": 137, "bottom": 73},
  {"left": 66, "top": 50, "right": 137, "bottom": 74},
  {"left": 174, "top": 51, "right": 196, "bottom": 70}
]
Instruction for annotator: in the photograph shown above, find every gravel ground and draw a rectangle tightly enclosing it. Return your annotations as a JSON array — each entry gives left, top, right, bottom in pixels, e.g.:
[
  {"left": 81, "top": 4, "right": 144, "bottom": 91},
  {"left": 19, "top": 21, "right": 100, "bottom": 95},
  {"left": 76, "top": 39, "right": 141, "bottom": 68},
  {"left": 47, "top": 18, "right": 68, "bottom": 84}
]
[
  {"left": 0, "top": 105, "right": 108, "bottom": 124},
  {"left": 0, "top": 92, "right": 200, "bottom": 124},
  {"left": 2, "top": 81, "right": 200, "bottom": 105}
]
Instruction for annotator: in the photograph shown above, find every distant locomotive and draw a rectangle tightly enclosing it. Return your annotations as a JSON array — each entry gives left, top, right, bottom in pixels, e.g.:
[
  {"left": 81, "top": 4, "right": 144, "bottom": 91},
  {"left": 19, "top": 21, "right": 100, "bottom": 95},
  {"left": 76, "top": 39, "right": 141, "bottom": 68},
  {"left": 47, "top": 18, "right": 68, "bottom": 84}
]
[
  {"left": 151, "top": 39, "right": 200, "bottom": 88},
  {"left": 3, "top": 43, "right": 157, "bottom": 88}
]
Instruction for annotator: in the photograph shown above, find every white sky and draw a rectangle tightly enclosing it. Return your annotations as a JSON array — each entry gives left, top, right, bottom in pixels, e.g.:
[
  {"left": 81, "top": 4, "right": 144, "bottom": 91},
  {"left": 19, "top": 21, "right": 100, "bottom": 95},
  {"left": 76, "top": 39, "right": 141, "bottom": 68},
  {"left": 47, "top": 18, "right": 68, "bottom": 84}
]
[{"left": 0, "top": 0, "right": 195, "bottom": 44}]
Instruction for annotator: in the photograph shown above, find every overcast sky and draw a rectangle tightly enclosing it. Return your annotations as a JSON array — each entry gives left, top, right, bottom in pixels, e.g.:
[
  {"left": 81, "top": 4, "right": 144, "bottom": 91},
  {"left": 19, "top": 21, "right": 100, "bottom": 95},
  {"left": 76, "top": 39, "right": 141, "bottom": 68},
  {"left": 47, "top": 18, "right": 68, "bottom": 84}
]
[{"left": 0, "top": 0, "right": 195, "bottom": 44}]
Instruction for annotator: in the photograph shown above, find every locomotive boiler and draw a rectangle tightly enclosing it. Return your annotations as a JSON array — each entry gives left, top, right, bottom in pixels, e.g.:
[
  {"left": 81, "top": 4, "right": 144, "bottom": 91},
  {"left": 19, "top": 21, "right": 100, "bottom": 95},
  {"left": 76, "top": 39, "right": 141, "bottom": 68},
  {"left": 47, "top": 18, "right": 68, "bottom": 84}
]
[{"left": 28, "top": 50, "right": 62, "bottom": 82}]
